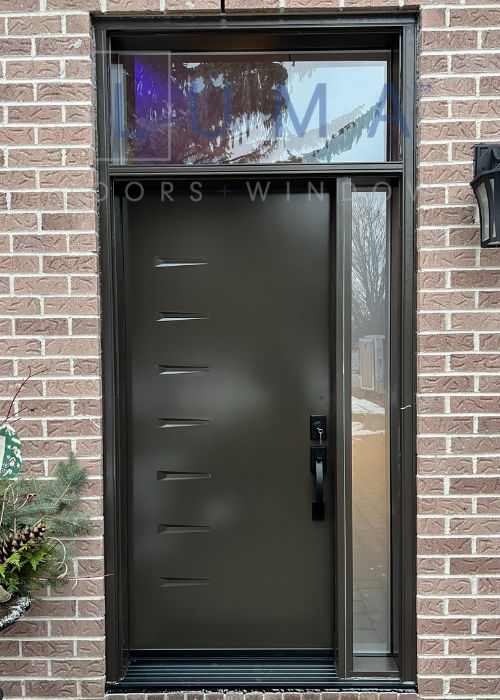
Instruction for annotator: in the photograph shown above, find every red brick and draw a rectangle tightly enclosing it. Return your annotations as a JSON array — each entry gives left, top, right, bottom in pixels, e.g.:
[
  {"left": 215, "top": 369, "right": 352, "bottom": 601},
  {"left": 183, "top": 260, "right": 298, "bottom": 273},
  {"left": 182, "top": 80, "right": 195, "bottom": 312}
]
[
  {"left": 418, "top": 358, "right": 446, "bottom": 376},
  {"left": 66, "top": 15, "right": 91, "bottom": 33},
  {"left": 0, "top": 339, "right": 41, "bottom": 357},
  {"left": 478, "top": 618, "right": 500, "bottom": 634},
  {"left": 419, "top": 457, "right": 473, "bottom": 476},
  {"left": 45, "top": 338, "right": 98, "bottom": 356},
  {"left": 421, "top": 30, "right": 478, "bottom": 51},
  {"left": 418, "top": 537, "right": 471, "bottom": 556},
  {"left": 420, "top": 122, "right": 476, "bottom": 143},
  {"left": 64, "top": 60, "right": 92, "bottom": 80},
  {"left": 421, "top": 8, "right": 445, "bottom": 27},
  {"left": 18, "top": 399, "right": 71, "bottom": 417},
  {"left": 0, "top": 83, "right": 34, "bottom": 102},
  {"left": 449, "top": 637, "right": 500, "bottom": 655},
  {"left": 47, "top": 418, "right": 100, "bottom": 436},
  {"left": 478, "top": 539, "right": 500, "bottom": 555},
  {"left": 479, "top": 417, "right": 500, "bottom": 433},
  {"left": 451, "top": 353, "right": 500, "bottom": 371},
  {"left": 418, "top": 577, "right": 471, "bottom": 595},
  {"left": 418, "top": 618, "right": 471, "bottom": 635},
  {"left": 15, "top": 318, "right": 68, "bottom": 336},
  {"left": 453, "top": 54, "right": 500, "bottom": 73},
  {"left": 418, "top": 332, "right": 474, "bottom": 352},
  {"left": 14, "top": 275, "right": 68, "bottom": 295},
  {"left": 42, "top": 213, "right": 95, "bottom": 231},
  {"left": 8, "top": 15, "right": 61, "bottom": 35},
  {"left": 37, "top": 82, "right": 92, "bottom": 102},
  {"left": 419, "top": 249, "right": 476, "bottom": 269},
  {"left": 480, "top": 333, "right": 500, "bottom": 350},
  {"left": 11, "top": 190, "right": 63, "bottom": 207},
  {"left": 451, "top": 311, "right": 500, "bottom": 331},
  {"left": 450, "top": 8, "right": 500, "bottom": 27},
  {"left": 8, "top": 105, "right": 62, "bottom": 124},
  {"left": 25, "top": 680, "right": 78, "bottom": 697},
  {"left": 0, "top": 38, "right": 31, "bottom": 55},
  {"left": 38, "top": 126, "right": 93, "bottom": 145},
  {"left": 6, "top": 60, "right": 60, "bottom": 80},
  {"left": 0, "top": 297, "right": 40, "bottom": 315},
  {"left": 418, "top": 271, "right": 446, "bottom": 289},
  {"left": 36, "top": 36, "right": 91, "bottom": 56},
  {"left": 483, "top": 30, "right": 500, "bottom": 48},
  {"left": 452, "top": 270, "right": 500, "bottom": 288},
  {"left": 51, "top": 618, "right": 103, "bottom": 637},
  {"left": 419, "top": 657, "right": 471, "bottom": 675},
  {"left": 451, "top": 557, "right": 500, "bottom": 575},
  {"left": 419, "top": 375, "right": 474, "bottom": 393},
  {"left": 0, "top": 659, "right": 48, "bottom": 675},
  {"left": 40, "top": 169, "right": 94, "bottom": 188},
  {"left": 13, "top": 234, "right": 67, "bottom": 253},
  {"left": 46, "top": 379, "right": 100, "bottom": 397},
  {"left": 480, "top": 376, "right": 500, "bottom": 392},
  {"left": 419, "top": 497, "right": 472, "bottom": 515},
  {"left": 22, "top": 640, "right": 73, "bottom": 657},
  {"left": 43, "top": 255, "right": 97, "bottom": 274},
  {"left": 418, "top": 313, "right": 445, "bottom": 332},
  {"left": 453, "top": 436, "right": 500, "bottom": 454}
]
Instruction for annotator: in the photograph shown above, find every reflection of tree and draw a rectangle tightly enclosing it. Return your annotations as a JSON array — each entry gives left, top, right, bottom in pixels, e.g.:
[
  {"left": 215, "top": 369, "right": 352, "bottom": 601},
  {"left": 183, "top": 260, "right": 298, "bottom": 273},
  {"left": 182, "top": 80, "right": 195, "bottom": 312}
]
[
  {"left": 131, "top": 57, "right": 288, "bottom": 164},
  {"left": 352, "top": 192, "right": 387, "bottom": 342},
  {"left": 120, "top": 55, "right": 385, "bottom": 164},
  {"left": 301, "top": 100, "right": 383, "bottom": 163}
]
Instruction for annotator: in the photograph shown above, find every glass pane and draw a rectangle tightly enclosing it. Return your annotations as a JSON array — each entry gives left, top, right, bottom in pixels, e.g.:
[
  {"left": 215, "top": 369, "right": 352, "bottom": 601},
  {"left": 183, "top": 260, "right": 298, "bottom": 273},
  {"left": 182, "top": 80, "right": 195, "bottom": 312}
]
[
  {"left": 476, "top": 181, "right": 490, "bottom": 243},
  {"left": 351, "top": 189, "right": 391, "bottom": 654},
  {"left": 111, "top": 52, "right": 388, "bottom": 165}
]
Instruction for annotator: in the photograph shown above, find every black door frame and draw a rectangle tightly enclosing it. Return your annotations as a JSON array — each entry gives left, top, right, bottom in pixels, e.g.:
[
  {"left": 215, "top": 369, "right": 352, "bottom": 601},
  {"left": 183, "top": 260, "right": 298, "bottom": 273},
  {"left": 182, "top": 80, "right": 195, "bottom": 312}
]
[{"left": 95, "top": 13, "right": 417, "bottom": 692}]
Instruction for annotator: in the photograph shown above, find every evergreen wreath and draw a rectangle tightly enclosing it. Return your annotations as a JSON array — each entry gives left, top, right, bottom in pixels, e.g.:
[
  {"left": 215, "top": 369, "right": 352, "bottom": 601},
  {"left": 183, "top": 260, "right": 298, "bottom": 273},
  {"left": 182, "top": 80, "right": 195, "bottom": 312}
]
[
  {"left": 0, "top": 453, "right": 91, "bottom": 602},
  {"left": 0, "top": 370, "right": 92, "bottom": 617}
]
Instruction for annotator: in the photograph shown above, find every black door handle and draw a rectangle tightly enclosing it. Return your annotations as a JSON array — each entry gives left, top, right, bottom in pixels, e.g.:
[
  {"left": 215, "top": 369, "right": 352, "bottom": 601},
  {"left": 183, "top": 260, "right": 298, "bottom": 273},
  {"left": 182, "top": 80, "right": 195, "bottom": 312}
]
[{"left": 310, "top": 446, "right": 327, "bottom": 521}]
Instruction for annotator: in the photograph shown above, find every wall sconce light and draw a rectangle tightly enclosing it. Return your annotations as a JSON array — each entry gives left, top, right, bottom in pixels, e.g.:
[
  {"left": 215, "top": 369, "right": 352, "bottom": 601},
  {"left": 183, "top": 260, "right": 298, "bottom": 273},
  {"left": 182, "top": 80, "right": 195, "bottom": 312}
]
[{"left": 471, "top": 144, "right": 500, "bottom": 248}]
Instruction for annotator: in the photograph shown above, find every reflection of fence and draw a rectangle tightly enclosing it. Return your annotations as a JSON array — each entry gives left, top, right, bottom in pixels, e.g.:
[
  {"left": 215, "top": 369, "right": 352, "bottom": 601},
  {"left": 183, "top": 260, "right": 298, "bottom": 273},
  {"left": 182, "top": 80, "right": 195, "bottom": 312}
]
[{"left": 358, "top": 335, "right": 385, "bottom": 394}]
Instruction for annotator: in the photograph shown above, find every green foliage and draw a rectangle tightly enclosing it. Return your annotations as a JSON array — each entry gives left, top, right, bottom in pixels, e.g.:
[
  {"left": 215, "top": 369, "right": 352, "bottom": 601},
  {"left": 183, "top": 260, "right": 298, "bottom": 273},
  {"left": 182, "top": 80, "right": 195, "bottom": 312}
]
[{"left": 0, "top": 453, "right": 91, "bottom": 599}]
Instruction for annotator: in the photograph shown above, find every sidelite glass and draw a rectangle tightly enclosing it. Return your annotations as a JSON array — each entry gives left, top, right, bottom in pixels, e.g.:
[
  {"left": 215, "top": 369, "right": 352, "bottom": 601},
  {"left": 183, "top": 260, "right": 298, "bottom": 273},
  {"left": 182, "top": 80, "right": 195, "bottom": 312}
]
[
  {"left": 351, "top": 189, "right": 391, "bottom": 655},
  {"left": 110, "top": 52, "right": 388, "bottom": 165}
]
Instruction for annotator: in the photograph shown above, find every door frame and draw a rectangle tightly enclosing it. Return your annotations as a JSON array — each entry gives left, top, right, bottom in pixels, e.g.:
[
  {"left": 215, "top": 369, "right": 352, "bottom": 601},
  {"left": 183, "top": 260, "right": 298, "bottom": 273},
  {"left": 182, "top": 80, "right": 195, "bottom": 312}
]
[{"left": 95, "top": 13, "right": 417, "bottom": 691}]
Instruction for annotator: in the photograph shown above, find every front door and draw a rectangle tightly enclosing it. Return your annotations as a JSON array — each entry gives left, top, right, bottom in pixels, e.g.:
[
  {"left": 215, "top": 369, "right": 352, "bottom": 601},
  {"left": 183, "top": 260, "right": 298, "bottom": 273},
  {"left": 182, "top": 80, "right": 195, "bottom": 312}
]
[{"left": 121, "top": 179, "right": 334, "bottom": 653}]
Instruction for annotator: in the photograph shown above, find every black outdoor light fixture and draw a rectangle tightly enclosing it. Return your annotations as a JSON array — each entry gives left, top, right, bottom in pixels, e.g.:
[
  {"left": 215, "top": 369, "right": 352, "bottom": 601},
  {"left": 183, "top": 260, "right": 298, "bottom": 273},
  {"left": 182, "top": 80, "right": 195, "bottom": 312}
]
[{"left": 471, "top": 144, "right": 500, "bottom": 247}]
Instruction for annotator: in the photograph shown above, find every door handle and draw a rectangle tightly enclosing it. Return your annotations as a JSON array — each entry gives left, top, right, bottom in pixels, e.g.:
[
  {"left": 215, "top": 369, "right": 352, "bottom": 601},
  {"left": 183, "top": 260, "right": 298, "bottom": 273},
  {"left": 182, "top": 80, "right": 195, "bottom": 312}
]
[{"left": 310, "top": 446, "right": 327, "bottom": 521}]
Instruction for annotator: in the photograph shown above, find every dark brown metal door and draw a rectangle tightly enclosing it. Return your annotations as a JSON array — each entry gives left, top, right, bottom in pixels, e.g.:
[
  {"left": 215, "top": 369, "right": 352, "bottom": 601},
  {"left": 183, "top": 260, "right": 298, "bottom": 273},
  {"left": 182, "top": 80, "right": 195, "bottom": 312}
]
[{"left": 122, "top": 180, "right": 333, "bottom": 651}]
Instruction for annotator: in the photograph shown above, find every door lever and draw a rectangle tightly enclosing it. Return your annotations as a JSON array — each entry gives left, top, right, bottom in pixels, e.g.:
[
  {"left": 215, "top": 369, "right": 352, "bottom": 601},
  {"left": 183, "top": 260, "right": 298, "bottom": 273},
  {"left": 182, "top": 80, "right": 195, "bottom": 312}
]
[{"left": 310, "top": 446, "right": 327, "bottom": 521}]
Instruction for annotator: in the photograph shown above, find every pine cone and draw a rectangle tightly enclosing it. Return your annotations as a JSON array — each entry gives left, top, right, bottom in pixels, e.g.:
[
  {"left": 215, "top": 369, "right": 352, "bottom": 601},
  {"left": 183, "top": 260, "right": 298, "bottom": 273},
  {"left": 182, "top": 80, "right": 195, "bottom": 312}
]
[{"left": 0, "top": 521, "right": 46, "bottom": 565}]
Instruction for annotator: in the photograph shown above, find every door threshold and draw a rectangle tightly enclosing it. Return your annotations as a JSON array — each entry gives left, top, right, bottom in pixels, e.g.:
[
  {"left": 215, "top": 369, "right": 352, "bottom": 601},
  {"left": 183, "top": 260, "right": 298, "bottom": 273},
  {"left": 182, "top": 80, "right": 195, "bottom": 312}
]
[{"left": 107, "top": 654, "right": 417, "bottom": 692}]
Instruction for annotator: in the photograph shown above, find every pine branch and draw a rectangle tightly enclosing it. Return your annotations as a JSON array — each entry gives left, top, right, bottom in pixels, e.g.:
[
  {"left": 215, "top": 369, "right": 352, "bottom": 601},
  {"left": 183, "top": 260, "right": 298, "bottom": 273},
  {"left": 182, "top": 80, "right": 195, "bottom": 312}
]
[{"left": 0, "top": 453, "right": 91, "bottom": 597}]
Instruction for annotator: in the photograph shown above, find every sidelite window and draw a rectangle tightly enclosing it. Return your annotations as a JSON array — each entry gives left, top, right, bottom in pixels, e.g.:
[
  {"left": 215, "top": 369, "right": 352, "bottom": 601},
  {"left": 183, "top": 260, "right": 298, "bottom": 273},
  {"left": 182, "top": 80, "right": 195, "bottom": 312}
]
[
  {"left": 98, "top": 15, "right": 416, "bottom": 693},
  {"left": 351, "top": 189, "right": 391, "bottom": 655}
]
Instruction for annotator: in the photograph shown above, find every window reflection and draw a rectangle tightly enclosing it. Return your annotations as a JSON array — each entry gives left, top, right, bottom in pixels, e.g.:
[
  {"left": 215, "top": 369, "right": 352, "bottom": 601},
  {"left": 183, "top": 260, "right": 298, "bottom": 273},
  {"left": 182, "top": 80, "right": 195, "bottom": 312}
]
[
  {"left": 111, "top": 53, "right": 388, "bottom": 165},
  {"left": 351, "top": 190, "right": 391, "bottom": 654}
]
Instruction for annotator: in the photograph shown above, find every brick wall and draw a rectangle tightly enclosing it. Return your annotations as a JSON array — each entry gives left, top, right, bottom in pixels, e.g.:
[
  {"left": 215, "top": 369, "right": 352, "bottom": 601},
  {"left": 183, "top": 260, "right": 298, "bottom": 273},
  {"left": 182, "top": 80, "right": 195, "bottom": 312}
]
[{"left": 0, "top": 0, "right": 497, "bottom": 698}]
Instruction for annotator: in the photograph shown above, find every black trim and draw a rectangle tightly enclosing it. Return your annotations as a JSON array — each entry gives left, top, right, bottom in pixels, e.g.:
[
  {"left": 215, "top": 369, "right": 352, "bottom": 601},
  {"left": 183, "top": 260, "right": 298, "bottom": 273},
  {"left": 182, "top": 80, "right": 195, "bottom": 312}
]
[
  {"left": 399, "top": 23, "right": 418, "bottom": 684},
  {"left": 106, "top": 652, "right": 416, "bottom": 693},
  {"left": 96, "top": 13, "right": 418, "bottom": 689},
  {"left": 334, "top": 177, "right": 353, "bottom": 678},
  {"left": 96, "top": 26, "right": 131, "bottom": 683},
  {"left": 107, "top": 164, "right": 405, "bottom": 177}
]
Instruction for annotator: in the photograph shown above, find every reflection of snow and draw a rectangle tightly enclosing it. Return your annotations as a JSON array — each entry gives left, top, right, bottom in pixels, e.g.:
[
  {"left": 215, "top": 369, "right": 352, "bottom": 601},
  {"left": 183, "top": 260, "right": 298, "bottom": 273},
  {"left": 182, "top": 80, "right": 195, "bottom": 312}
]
[
  {"left": 353, "top": 426, "right": 385, "bottom": 437},
  {"left": 352, "top": 397, "right": 385, "bottom": 415},
  {"left": 189, "top": 60, "right": 386, "bottom": 164}
]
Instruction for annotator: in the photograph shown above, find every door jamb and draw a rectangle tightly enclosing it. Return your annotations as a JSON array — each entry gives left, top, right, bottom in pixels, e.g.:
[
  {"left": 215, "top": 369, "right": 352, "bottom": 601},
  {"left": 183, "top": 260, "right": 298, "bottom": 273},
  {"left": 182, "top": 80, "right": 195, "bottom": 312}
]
[{"left": 95, "top": 14, "right": 417, "bottom": 688}]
